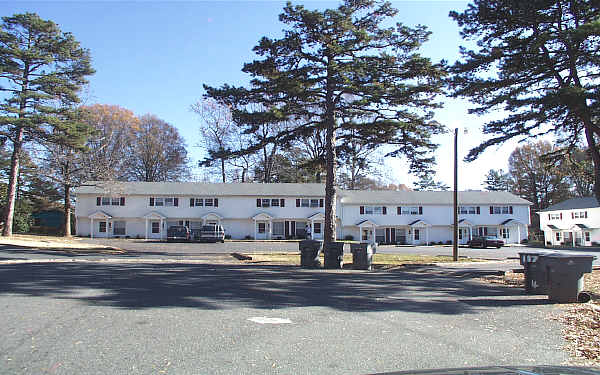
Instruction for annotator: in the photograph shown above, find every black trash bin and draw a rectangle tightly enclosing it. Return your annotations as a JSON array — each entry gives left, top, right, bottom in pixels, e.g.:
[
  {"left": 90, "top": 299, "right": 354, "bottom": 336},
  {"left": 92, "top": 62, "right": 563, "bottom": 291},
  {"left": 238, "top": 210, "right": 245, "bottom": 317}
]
[
  {"left": 542, "top": 254, "right": 596, "bottom": 303},
  {"left": 518, "top": 251, "right": 554, "bottom": 294},
  {"left": 299, "top": 240, "right": 322, "bottom": 268},
  {"left": 351, "top": 243, "right": 377, "bottom": 270},
  {"left": 323, "top": 242, "right": 344, "bottom": 269}
]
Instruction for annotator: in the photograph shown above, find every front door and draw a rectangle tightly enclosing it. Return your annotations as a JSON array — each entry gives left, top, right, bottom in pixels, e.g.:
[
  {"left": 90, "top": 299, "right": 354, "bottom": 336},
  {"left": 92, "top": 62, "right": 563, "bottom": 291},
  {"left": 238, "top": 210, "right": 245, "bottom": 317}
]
[
  {"left": 256, "top": 221, "right": 269, "bottom": 240},
  {"left": 385, "top": 228, "right": 396, "bottom": 244},
  {"left": 149, "top": 220, "right": 161, "bottom": 239},
  {"left": 312, "top": 222, "right": 323, "bottom": 239},
  {"left": 459, "top": 228, "right": 470, "bottom": 245},
  {"left": 361, "top": 228, "right": 373, "bottom": 243}
]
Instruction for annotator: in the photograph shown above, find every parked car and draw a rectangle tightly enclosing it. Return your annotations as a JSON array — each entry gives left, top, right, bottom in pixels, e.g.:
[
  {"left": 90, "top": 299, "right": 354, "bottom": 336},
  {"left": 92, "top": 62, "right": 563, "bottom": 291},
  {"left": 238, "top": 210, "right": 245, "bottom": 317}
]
[
  {"left": 191, "top": 225, "right": 225, "bottom": 243},
  {"left": 167, "top": 225, "right": 191, "bottom": 242},
  {"left": 468, "top": 236, "right": 504, "bottom": 248}
]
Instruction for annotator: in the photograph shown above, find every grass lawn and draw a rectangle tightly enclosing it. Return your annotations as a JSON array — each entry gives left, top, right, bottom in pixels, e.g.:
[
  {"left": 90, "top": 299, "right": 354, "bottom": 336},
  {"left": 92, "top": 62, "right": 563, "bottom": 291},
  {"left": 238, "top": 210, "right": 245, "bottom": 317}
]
[{"left": 242, "top": 252, "right": 482, "bottom": 266}]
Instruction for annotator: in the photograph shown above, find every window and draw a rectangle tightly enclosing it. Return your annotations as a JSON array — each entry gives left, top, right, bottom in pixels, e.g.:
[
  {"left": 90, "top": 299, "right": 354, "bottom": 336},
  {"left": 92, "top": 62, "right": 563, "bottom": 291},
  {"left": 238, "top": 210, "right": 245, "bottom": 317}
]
[
  {"left": 373, "top": 206, "right": 383, "bottom": 215},
  {"left": 195, "top": 198, "right": 204, "bottom": 206},
  {"left": 459, "top": 206, "right": 477, "bottom": 214},
  {"left": 272, "top": 222, "right": 284, "bottom": 236},
  {"left": 310, "top": 199, "right": 319, "bottom": 208},
  {"left": 111, "top": 197, "right": 121, "bottom": 206},
  {"left": 549, "top": 214, "right": 560, "bottom": 220},
  {"left": 301, "top": 199, "right": 309, "bottom": 207},
  {"left": 151, "top": 222, "right": 160, "bottom": 233},
  {"left": 573, "top": 211, "right": 588, "bottom": 219},
  {"left": 585, "top": 232, "right": 591, "bottom": 242},
  {"left": 491, "top": 206, "right": 511, "bottom": 214},
  {"left": 401, "top": 206, "right": 420, "bottom": 215},
  {"left": 313, "top": 222, "right": 321, "bottom": 234},
  {"left": 99, "top": 221, "right": 107, "bottom": 233},
  {"left": 365, "top": 206, "right": 373, "bottom": 215},
  {"left": 271, "top": 199, "right": 279, "bottom": 207},
  {"left": 205, "top": 198, "right": 214, "bottom": 207},
  {"left": 113, "top": 221, "right": 126, "bottom": 235},
  {"left": 101, "top": 197, "right": 111, "bottom": 206},
  {"left": 375, "top": 228, "right": 384, "bottom": 243},
  {"left": 165, "top": 198, "right": 174, "bottom": 206},
  {"left": 555, "top": 232, "right": 561, "bottom": 241},
  {"left": 154, "top": 198, "right": 164, "bottom": 206},
  {"left": 262, "top": 199, "right": 270, "bottom": 208},
  {"left": 501, "top": 228, "right": 509, "bottom": 239},
  {"left": 258, "top": 222, "right": 266, "bottom": 233}
]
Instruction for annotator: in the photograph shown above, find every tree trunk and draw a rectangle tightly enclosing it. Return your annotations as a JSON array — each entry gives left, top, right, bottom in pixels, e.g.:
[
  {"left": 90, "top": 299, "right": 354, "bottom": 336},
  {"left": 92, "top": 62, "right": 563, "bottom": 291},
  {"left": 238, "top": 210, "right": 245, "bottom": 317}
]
[
  {"left": 221, "top": 158, "right": 226, "bottom": 183},
  {"left": 583, "top": 122, "right": 600, "bottom": 203},
  {"left": 323, "top": 59, "right": 337, "bottom": 244},
  {"left": 64, "top": 184, "right": 72, "bottom": 237},
  {"left": 3, "top": 128, "right": 24, "bottom": 237}
]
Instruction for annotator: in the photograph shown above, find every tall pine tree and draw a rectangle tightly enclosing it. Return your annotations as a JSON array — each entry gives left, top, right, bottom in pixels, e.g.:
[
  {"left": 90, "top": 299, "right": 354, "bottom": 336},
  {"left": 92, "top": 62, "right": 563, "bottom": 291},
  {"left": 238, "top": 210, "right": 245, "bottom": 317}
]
[
  {"left": 204, "top": 0, "right": 445, "bottom": 245},
  {"left": 0, "top": 13, "right": 94, "bottom": 236},
  {"left": 449, "top": 1, "right": 600, "bottom": 201}
]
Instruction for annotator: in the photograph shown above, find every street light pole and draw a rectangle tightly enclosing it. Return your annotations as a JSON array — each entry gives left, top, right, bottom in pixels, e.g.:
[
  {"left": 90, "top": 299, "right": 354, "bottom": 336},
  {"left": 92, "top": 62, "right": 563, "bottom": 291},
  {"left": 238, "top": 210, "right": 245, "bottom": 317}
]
[{"left": 453, "top": 128, "right": 459, "bottom": 261}]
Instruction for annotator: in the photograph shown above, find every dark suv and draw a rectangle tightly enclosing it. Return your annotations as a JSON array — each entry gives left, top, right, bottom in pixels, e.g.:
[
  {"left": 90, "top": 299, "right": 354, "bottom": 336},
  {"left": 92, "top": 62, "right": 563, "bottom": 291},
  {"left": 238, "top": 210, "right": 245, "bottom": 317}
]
[
  {"left": 468, "top": 236, "right": 504, "bottom": 248},
  {"left": 167, "top": 226, "right": 191, "bottom": 242}
]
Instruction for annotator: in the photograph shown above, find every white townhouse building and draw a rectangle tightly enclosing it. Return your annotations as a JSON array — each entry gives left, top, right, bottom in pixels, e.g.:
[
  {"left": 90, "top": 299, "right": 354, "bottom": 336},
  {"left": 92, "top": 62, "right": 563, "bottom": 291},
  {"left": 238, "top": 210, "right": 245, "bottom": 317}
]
[
  {"left": 539, "top": 197, "right": 600, "bottom": 247},
  {"left": 74, "top": 182, "right": 531, "bottom": 244}
]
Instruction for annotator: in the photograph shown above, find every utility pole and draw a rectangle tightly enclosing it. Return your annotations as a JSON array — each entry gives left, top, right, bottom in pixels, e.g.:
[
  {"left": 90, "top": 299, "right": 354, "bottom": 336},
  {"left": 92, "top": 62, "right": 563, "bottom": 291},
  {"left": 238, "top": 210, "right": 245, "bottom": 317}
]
[{"left": 453, "top": 128, "right": 459, "bottom": 261}]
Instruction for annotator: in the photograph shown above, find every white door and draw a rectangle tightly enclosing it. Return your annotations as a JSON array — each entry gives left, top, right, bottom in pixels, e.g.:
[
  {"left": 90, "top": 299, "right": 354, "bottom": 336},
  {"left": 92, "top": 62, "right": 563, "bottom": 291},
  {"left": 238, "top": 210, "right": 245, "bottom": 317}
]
[
  {"left": 256, "top": 222, "right": 268, "bottom": 240},
  {"left": 149, "top": 220, "right": 162, "bottom": 239},
  {"left": 459, "top": 228, "right": 470, "bottom": 245},
  {"left": 312, "top": 222, "right": 323, "bottom": 240},
  {"left": 361, "top": 228, "right": 373, "bottom": 243}
]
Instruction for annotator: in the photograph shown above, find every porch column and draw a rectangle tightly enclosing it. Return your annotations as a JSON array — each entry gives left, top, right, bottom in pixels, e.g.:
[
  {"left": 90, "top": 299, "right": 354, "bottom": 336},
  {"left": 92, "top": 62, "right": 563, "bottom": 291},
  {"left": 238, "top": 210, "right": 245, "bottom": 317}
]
[
  {"left": 573, "top": 232, "right": 575, "bottom": 246},
  {"left": 412, "top": 228, "right": 415, "bottom": 244},
  {"left": 107, "top": 219, "right": 111, "bottom": 238},
  {"left": 145, "top": 219, "right": 148, "bottom": 240},
  {"left": 426, "top": 227, "right": 429, "bottom": 245},
  {"left": 517, "top": 225, "right": 521, "bottom": 245},
  {"left": 268, "top": 219, "right": 273, "bottom": 240},
  {"left": 311, "top": 219, "right": 314, "bottom": 240},
  {"left": 254, "top": 219, "right": 257, "bottom": 240},
  {"left": 90, "top": 218, "right": 94, "bottom": 239},
  {"left": 160, "top": 218, "right": 164, "bottom": 240},
  {"left": 372, "top": 224, "right": 376, "bottom": 244},
  {"left": 469, "top": 227, "right": 472, "bottom": 242}
]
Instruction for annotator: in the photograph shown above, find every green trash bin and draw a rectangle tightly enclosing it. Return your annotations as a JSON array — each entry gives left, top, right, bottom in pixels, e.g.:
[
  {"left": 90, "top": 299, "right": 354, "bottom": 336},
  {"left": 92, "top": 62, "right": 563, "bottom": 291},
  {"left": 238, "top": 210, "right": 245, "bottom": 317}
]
[
  {"left": 518, "top": 251, "right": 555, "bottom": 294},
  {"left": 299, "top": 240, "right": 322, "bottom": 268},
  {"left": 323, "top": 242, "right": 344, "bottom": 269},
  {"left": 542, "top": 254, "right": 596, "bottom": 303},
  {"left": 351, "top": 243, "right": 377, "bottom": 270}
]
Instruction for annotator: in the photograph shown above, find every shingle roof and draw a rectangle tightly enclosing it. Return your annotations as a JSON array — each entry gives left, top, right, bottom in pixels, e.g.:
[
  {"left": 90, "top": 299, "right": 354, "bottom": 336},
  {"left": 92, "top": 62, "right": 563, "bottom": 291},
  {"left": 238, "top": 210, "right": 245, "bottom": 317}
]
[
  {"left": 339, "top": 190, "right": 530, "bottom": 205},
  {"left": 74, "top": 182, "right": 326, "bottom": 197},
  {"left": 539, "top": 197, "right": 600, "bottom": 212}
]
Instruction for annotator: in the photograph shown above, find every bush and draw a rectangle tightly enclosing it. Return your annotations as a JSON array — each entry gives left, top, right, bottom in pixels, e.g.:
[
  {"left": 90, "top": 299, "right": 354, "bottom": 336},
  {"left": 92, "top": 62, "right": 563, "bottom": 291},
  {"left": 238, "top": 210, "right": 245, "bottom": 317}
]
[
  {"left": 445, "top": 240, "right": 452, "bottom": 245},
  {"left": 225, "top": 234, "right": 232, "bottom": 240},
  {"left": 244, "top": 235, "right": 253, "bottom": 240},
  {"left": 344, "top": 235, "right": 354, "bottom": 241},
  {"left": 546, "top": 241, "right": 552, "bottom": 246},
  {"left": 592, "top": 241, "right": 600, "bottom": 246},
  {"left": 520, "top": 238, "right": 528, "bottom": 244}
]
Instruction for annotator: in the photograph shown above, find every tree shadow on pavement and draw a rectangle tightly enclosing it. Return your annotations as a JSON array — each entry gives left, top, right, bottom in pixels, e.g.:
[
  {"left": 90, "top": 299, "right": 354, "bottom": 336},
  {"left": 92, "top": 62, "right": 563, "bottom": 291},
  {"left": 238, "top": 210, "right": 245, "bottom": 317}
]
[{"left": 0, "top": 261, "right": 550, "bottom": 315}]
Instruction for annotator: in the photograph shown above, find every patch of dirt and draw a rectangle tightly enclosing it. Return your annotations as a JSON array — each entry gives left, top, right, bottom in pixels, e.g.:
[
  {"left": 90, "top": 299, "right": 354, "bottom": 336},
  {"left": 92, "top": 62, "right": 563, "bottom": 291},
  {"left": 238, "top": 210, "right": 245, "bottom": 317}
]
[
  {"left": 553, "top": 303, "right": 600, "bottom": 366},
  {"left": 479, "top": 270, "right": 525, "bottom": 288}
]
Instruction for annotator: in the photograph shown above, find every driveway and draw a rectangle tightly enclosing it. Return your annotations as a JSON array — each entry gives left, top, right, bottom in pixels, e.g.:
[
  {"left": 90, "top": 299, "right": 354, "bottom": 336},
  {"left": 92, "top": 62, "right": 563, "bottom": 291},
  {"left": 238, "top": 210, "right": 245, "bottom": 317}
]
[{"left": 0, "top": 260, "right": 567, "bottom": 374}]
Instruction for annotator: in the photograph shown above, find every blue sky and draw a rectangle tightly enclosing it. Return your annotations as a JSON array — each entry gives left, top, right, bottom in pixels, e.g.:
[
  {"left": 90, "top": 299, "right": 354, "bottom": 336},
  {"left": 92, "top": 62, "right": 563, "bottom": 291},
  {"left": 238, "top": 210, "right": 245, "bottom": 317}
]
[{"left": 2, "top": 1, "right": 529, "bottom": 189}]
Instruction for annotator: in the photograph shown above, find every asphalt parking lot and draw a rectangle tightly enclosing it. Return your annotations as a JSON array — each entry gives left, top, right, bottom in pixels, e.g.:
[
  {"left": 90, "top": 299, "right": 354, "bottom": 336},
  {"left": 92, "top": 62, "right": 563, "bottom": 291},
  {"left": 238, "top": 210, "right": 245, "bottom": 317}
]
[{"left": 0, "top": 260, "right": 567, "bottom": 374}]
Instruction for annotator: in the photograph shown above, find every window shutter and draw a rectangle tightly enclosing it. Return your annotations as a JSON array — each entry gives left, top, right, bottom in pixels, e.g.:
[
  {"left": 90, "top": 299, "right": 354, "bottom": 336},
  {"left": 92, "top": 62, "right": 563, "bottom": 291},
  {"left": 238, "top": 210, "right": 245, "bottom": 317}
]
[
  {"left": 476, "top": 206, "right": 480, "bottom": 214},
  {"left": 585, "top": 211, "right": 588, "bottom": 218},
  {"left": 382, "top": 206, "right": 387, "bottom": 215},
  {"left": 360, "top": 206, "right": 364, "bottom": 214},
  {"left": 548, "top": 214, "right": 551, "bottom": 220},
  {"left": 280, "top": 199, "right": 285, "bottom": 207},
  {"left": 397, "top": 207, "right": 401, "bottom": 215},
  {"left": 572, "top": 212, "right": 574, "bottom": 219},
  {"left": 509, "top": 206, "right": 513, "bottom": 214},
  {"left": 96, "top": 197, "right": 101, "bottom": 206},
  {"left": 418, "top": 206, "right": 423, "bottom": 215},
  {"left": 560, "top": 213, "right": 562, "bottom": 220},
  {"left": 490, "top": 206, "right": 493, "bottom": 214},
  {"left": 257, "top": 199, "right": 261, "bottom": 207},
  {"left": 150, "top": 197, "right": 154, "bottom": 206},
  {"left": 484, "top": 227, "right": 488, "bottom": 235},
  {"left": 296, "top": 199, "right": 300, "bottom": 207},
  {"left": 120, "top": 197, "right": 125, "bottom": 206},
  {"left": 190, "top": 198, "right": 194, "bottom": 207},
  {"left": 319, "top": 199, "right": 324, "bottom": 207},
  {"left": 214, "top": 198, "right": 218, "bottom": 207},
  {"left": 174, "top": 198, "right": 179, "bottom": 207}
]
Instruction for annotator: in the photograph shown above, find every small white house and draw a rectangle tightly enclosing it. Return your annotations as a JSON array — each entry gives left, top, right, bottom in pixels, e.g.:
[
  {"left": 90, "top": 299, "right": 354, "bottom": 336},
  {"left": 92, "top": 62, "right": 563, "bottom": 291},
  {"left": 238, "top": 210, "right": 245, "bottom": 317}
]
[
  {"left": 74, "top": 182, "right": 531, "bottom": 244},
  {"left": 539, "top": 197, "right": 600, "bottom": 246}
]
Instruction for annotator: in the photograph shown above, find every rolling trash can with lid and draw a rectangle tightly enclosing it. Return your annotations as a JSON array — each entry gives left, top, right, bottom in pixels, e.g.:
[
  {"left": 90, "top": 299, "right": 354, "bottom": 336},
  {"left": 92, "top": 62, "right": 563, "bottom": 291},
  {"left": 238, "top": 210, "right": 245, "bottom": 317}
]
[
  {"left": 299, "top": 240, "right": 322, "bottom": 268},
  {"left": 518, "top": 251, "right": 554, "bottom": 294},
  {"left": 542, "top": 254, "right": 596, "bottom": 303},
  {"left": 351, "top": 243, "right": 377, "bottom": 270}
]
